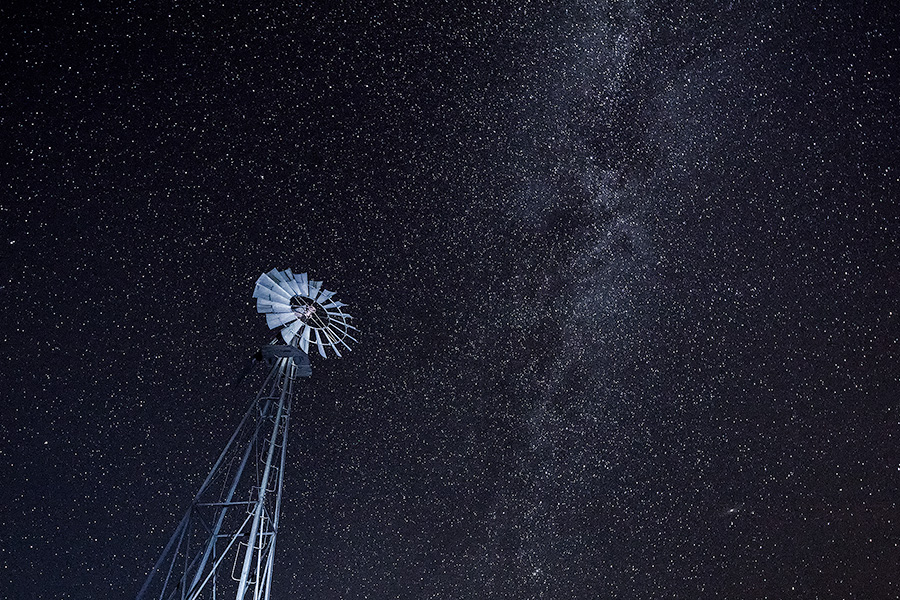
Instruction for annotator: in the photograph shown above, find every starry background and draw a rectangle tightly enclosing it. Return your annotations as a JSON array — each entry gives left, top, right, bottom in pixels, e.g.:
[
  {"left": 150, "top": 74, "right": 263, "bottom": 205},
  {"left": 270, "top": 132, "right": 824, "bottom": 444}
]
[{"left": 2, "top": 1, "right": 898, "bottom": 599}]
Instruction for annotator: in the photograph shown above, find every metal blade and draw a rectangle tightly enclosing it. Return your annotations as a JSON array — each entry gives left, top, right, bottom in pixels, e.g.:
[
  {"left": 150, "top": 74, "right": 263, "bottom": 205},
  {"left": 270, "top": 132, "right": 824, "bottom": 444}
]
[
  {"left": 313, "top": 329, "right": 327, "bottom": 358},
  {"left": 254, "top": 280, "right": 293, "bottom": 303},
  {"left": 335, "top": 333, "right": 352, "bottom": 351},
  {"left": 299, "top": 325, "right": 311, "bottom": 354},
  {"left": 266, "top": 313, "right": 296, "bottom": 329},
  {"left": 336, "top": 333, "right": 352, "bottom": 352},
  {"left": 329, "top": 340, "right": 342, "bottom": 358},
  {"left": 281, "top": 320, "right": 304, "bottom": 343},
  {"left": 326, "top": 318, "right": 353, "bottom": 333},
  {"left": 274, "top": 279, "right": 297, "bottom": 300},
  {"left": 321, "top": 300, "right": 346, "bottom": 310},
  {"left": 254, "top": 272, "right": 278, "bottom": 290},
  {"left": 322, "top": 327, "right": 344, "bottom": 357},
  {"left": 325, "top": 310, "right": 353, "bottom": 320},
  {"left": 308, "top": 280, "right": 323, "bottom": 300},
  {"left": 317, "top": 289, "right": 336, "bottom": 304},
  {"left": 253, "top": 277, "right": 276, "bottom": 298},
  {"left": 321, "top": 324, "right": 352, "bottom": 350},
  {"left": 330, "top": 330, "right": 350, "bottom": 356},
  {"left": 325, "top": 314, "right": 356, "bottom": 336},
  {"left": 295, "top": 273, "right": 309, "bottom": 297},
  {"left": 326, "top": 317, "right": 358, "bottom": 342},
  {"left": 260, "top": 289, "right": 292, "bottom": 305},
  {"left": 264, "top": 270, "right": 299, "bottom": 299},
  {"left": 257, "top": 299, "right": 292, "bottom": 314},
  {"left": 283, "top": 269, "right": 302, "bottom": 296},
  {"left": 308, "top": 328, "right": 319, "bottom": 355}
]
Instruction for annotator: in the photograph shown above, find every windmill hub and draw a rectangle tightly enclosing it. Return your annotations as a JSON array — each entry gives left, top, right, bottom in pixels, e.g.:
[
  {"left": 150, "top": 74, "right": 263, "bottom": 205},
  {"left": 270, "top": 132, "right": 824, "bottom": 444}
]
[{"left": 290, "top": 296, "right": 326, "bottom": 324}]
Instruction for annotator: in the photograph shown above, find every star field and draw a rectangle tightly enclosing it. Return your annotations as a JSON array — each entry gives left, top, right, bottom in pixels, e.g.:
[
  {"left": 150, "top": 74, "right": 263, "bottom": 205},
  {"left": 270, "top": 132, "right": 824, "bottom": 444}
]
[{"left": 2, "top": 1, "right": 898, "bottom": 599}]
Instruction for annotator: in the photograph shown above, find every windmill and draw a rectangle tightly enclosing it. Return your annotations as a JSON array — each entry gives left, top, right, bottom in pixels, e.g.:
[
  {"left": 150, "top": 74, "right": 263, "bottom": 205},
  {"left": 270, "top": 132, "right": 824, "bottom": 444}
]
[{"left": 136, "top": 268, "right": 356, "bottom": 600}]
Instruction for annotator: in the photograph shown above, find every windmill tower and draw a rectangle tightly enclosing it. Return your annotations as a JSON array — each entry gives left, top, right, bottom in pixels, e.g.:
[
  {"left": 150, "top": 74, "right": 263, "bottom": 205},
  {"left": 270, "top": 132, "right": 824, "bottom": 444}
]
[{"left": 136, "top": 269, "right": 356, "bottom": 600}]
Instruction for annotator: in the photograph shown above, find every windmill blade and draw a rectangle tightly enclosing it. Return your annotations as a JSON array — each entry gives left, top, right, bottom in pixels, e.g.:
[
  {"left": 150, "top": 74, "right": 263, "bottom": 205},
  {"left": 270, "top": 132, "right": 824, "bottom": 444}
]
[
  {"left": 320, "top": 325, "right": 338, "bottom": 345},
  {"left": 299, "top": 325, "right": 311, "bottom": 354},
  {"left": 317, "top": 289, "right": 336, "bottom": 304},
  {"left": 266, "top": 313, "right": 296, "bottom": 329},
  {"left": 281, "top": 320, "right": 304, "bottom": 343},
  {"left": 322, "top": 327, "right": 345, "bottom": 356},
  {"left": 325, "top": 308, "right": 353, "bottom": 319},
  {"left": 273, "top": 279, "right": 298, "bottom": 298},
  {"left": 326, "top": 310, "right": 353, "bottom": 321},
  {"left": 261, "top": 270, "right": 297, "bottom": 299},
  {"left": 257, "top": 299, "right": 292, "bottom": 314},
  {"left": 267, "top": 268, "right": 286, "bottom": 283},
  {"left": 326, "top": 320, "right": 353, "bottom": 335},
  {"left": 253, "top": 275, "right": 281, "bottom": 297},
  {"left": 254, "top": 279, "right": 293, "bottom": 303},
  {"left": 253, "top": 280, "right": 284, "bottom": 297},
  {"left": 294, "top": 272, "right": 309, "bottom": 296},
  {"left": 336, "top": 334, "right": 353, "bottom": 352},
  {"left": 321, "top": 300, "right": 346, "bottom": 310},
  {"left": 314, "top": 330, "right": 327, "bottom": 358},
  {"left": 266, "top": 312, "right": 296, "bottom": 328},
  {"left": 256, "top": 290, "right": 292, "bottom": 307},
  {"left": 326, "top": 308, "right": 353, "bottom": 321},
  {"left": 323, "top": 322, "right": 350, "bottom": 342},
  {"left": 308, "top": 280, "right": 323, "bottom": 300},
  {"left": 326, "top": 316, "right": 356, "bottom": 335},
  {"left": 336, "top": 327, "right": 359, "bottom": 344},
  {"left": 283, "top": 269, "right": 302, "bottom": 296},
  {"left": 254, "top": 272, "right": 278, "bottom": 289},
  {"left": 321, "top": 328, "right": 342, "bottom": 357},
  {"left": 280, "top": 328, "right": 297, "bottom": 344}
]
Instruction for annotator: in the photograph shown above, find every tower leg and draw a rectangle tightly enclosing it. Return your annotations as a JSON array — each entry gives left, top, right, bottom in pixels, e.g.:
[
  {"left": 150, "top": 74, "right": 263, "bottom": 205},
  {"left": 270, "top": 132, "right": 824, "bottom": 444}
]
[{"left": 136, "top": 359, "right": 297, "bottom": 600}]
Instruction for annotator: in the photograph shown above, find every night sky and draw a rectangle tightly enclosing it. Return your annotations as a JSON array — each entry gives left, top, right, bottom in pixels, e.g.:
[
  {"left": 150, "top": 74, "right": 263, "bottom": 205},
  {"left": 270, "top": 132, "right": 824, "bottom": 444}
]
[{"left": 2, "top": 2, "right": 898, "bottom": 599}]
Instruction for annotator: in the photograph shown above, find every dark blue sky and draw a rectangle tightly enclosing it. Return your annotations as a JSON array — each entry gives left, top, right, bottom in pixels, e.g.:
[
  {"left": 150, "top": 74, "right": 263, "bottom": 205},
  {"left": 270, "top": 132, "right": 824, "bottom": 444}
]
[{"left": 2, "top": 1, "right": 897, "bottom": 598}]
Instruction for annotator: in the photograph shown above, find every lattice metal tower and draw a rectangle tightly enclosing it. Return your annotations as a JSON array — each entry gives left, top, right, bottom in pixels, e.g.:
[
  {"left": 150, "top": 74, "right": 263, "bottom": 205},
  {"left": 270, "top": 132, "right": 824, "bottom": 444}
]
[{"left": 136, "top": 269, "right": 356, "bottom": 600}]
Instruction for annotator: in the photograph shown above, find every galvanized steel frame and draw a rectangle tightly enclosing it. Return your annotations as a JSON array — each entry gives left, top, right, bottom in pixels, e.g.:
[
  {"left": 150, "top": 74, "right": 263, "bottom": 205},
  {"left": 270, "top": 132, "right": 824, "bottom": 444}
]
[{"left": 136, "top": 358, "right": 296, "bottom": 600}]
